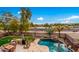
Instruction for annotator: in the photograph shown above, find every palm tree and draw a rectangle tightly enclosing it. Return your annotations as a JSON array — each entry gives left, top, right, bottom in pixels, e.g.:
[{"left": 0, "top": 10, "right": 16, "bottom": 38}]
[
  {"left": 19, "top": 7, "right": 32, "bottom": 48},
  {"left": 20, "top": 7, "right": 32, "bottom": 34}
]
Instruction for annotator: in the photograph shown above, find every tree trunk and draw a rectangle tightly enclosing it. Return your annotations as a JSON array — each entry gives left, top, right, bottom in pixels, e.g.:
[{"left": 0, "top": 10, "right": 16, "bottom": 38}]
[{"left": 24, "top": 41, "right": 30, "bottom": 49}]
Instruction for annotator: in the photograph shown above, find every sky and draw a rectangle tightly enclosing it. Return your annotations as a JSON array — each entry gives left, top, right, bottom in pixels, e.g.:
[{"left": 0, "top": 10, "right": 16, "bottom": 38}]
[{"left": 0, "top": 7, "right": 79, "bottom": 24}]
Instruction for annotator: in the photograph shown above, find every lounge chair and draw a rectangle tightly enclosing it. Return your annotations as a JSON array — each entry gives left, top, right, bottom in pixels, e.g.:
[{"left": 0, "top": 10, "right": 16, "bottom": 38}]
[{"left": 1, "top": 46, "right": 9, "bottom": 52}]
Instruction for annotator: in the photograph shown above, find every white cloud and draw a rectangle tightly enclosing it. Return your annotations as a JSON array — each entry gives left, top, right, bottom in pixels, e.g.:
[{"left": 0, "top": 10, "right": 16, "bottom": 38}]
[
  {"left": 37, "top": 17, "right": 44, "bottom": 21},
  {"left": 60, "top": 15, "right": 79, "bottom": 23},
  {"left": 64, "top": 15, "right": 79, "bottom": 20},
  {"left": 17, "top": 11, "right": 20, "bottom": 14}
]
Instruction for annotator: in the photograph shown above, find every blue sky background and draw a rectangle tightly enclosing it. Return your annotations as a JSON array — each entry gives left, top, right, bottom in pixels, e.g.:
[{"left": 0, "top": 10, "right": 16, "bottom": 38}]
[{"left": 0, "top": 7, "right": 79, "bottom": 24}]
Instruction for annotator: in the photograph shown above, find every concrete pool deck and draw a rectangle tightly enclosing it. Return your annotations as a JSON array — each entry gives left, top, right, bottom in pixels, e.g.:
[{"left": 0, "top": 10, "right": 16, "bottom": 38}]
[
  {"left": 27, "top": 38, "right": 49, "bottom": 52},
  {"left": 15, "top": 38, "right": 49, "bottom": 52}
]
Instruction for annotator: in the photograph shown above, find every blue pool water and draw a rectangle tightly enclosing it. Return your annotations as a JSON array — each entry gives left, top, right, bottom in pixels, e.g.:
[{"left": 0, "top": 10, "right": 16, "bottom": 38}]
[{"left": 38, "top": 39, "right": 71, "bottom": 52}]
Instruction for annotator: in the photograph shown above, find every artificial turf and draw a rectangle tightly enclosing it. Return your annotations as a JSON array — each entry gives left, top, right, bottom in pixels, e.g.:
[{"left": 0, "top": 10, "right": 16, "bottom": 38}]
[{"left": 0, "top": 36, "right": 14, "bottom": 46}]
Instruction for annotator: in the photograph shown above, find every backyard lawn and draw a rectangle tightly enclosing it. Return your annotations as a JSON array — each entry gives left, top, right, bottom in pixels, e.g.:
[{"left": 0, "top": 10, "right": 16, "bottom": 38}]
[{"left": 0, "top": 36, "right": 21, "bottom": 46}]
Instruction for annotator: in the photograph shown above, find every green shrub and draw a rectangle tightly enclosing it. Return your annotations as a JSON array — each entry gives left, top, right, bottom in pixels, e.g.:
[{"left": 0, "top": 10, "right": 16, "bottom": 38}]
[{"left": 25, "top": 36, "right": 35, "bottom": 43}]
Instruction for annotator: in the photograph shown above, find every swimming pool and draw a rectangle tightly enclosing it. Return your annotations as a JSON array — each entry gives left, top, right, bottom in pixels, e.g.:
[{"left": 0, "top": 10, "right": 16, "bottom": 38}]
[{"left": 38, "top": 39, "right": 71, "bottom": 52}]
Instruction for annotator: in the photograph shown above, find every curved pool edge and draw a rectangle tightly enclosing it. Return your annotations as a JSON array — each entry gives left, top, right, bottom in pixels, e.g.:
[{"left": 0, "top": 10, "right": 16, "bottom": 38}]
[
  {"left": 32, "top": 38, "right": 49, "bottom": 52},
  {"left": 38, "top": 38, "right": 72, "bottom": 52}
]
